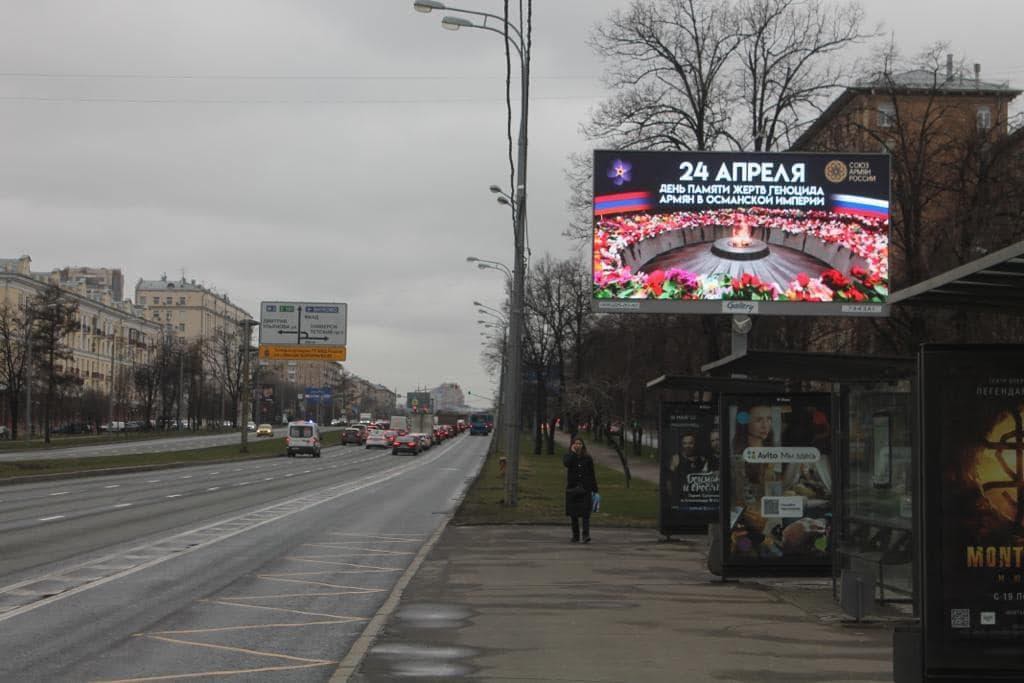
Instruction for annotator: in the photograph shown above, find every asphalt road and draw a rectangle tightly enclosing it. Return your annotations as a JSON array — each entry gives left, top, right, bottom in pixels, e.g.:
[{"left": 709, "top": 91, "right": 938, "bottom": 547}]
[
  {"left": 0, "top": 426, "right": 306, "bottom": 462},
  {"left": 0, "top": 432, "right": 487, "bottom": 681}
]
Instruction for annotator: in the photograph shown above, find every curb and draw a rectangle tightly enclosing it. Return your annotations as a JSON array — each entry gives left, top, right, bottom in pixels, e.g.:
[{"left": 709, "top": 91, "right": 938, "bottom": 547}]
[
  {"left": 328, "top": 512, "right": 452, "bottom": 682},
  {"left": 329, "top": 436, "right": 487, "bottom": 682}
]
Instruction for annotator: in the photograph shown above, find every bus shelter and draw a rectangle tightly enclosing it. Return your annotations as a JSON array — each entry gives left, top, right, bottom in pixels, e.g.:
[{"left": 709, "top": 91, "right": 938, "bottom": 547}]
[
  {"left": 701, "top": 351, "right": 916, "bottom": 589},
  {"left": 887, "top": 241, "right": 1024, "bottom": 683}
]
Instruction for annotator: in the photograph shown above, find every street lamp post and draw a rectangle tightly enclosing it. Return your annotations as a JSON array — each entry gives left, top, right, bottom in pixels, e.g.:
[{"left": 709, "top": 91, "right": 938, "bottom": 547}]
[
  {"left": 418, "top": 0, "right": 529, "bottom": 507},
  {"left": 238, "top": 319, "right": 259, "bottom": 453}
]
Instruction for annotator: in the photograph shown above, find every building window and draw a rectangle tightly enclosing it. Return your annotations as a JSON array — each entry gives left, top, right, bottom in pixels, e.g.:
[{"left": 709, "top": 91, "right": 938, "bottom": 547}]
[
  {"left": 178, "top": 323, "right": 185, "bottom": 331},
  {"left": 877, "top": 103, "right": 896, "bottom": 128},
  {"left": 139, "top": 296, "right": 146, "bottom": 304},
  {"left": 977, "top": 106, "right": 992, "bottom": 131},
  {"left": 178, "top": 296, "right": 185, "bottom": 305},
  {"left": 153, "top": 311, "right": 161, "bottom": 320}
]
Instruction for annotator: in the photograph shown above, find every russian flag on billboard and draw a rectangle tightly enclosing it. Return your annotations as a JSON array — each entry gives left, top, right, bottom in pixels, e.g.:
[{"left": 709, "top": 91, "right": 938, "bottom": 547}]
[
  {"left": 831, "top": 194, "right": 889, "bottom": 220},
  {"left": 594, "top": 191, "right": 654, "bottom": 216}
]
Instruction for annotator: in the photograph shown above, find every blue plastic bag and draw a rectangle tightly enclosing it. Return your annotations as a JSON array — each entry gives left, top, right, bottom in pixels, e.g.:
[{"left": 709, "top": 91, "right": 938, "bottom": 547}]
[{"left": 591, "top": 492, "right": 601, "bottom": 513}]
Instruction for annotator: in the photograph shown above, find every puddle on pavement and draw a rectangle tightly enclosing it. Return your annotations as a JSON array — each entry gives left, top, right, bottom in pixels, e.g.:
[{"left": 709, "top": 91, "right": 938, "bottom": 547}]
[
  {"left": 370, "top": 642, "right": 478, "bottom": 679},
  {"left": 396, "top": 603, "right": 472, "bottom": 628}
]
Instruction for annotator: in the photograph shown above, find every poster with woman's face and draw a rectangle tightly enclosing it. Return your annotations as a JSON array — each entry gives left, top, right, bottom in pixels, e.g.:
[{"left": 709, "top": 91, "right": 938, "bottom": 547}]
[{"left": 721, "top": 393, "right": 833, "bottom": 568}]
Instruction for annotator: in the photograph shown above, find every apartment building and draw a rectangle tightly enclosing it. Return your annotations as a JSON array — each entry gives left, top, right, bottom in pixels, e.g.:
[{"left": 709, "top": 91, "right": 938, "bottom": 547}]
[
  {"left": 49, "top": 265, "right": 124, "bottom": 302},
  {"left": 135, "top": 276, "right": 252, "bottom": 343},
  {"left": 0, "top": 255, "right": 160, "bottom": 392},
  {"left": 430, "top": 382, "right": 466, "bottom": 411}
]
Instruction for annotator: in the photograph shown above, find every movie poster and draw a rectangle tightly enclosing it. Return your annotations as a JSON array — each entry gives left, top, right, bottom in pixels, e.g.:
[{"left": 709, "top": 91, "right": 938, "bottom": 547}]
[
  {"left": 721, "top": 393, "right": 834, "bottom": 569},
  {"left": 659, "top": 402, "right": 720, "bottom": 534},
  {"left": 921, "top": 346, "right": 1024, "bottom": 675}
]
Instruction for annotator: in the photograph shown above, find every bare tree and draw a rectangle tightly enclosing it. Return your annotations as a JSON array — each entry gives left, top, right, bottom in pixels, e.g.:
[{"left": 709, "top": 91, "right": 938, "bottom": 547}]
[
  {"left": 202, "top": 325, "right": 244, "bottom": 427},
  {"left": 27, "top": 285, "right": 81, "bottom": 443},
  {"left": 733, "top": 0, "right": 870, "bottom": 151},
  {"left": 0, "top": 303, "right": 33, "bottom": 439}
]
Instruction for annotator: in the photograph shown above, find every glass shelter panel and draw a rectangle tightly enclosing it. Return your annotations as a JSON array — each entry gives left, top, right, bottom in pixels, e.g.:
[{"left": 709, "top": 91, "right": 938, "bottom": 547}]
[{"left": 840, "top": 384, "right": 914, "bottom": 600}]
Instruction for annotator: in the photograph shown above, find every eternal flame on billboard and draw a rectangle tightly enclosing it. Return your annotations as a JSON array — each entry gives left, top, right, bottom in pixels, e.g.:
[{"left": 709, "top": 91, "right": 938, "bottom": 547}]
[{"left": 591, "top": 150, "right": 891, "bottom": 316}]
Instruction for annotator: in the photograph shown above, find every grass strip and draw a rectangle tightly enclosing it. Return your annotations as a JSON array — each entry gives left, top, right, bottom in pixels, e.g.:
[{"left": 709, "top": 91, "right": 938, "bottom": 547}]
[
  {"left": 453, "top": 436, "right": 657, "bottom": 527},
  {"left": 0, "top": 429, "right": 242, "bottom": 452},
  {"left": 0, "top": 437, "right": 288, "bottom": 481}
]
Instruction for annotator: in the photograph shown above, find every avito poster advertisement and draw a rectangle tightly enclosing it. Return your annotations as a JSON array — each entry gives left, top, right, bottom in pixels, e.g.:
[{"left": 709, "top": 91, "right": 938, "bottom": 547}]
[
  {"left": 659, "top": 402, "right": 720, "bottom": 535},
  {"left": 921, "top": 346, "right": 1024, "bottom": 677},
  {"left": 721, "top": 393, "right": 834, "bottom": 571},
  {"left": 592, "top": 150, "right": 890, "bottom": 316}
]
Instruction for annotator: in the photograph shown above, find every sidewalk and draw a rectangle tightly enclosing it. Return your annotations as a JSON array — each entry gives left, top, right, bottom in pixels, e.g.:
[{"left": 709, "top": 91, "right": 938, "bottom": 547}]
[
  {"left": 551, "top": 430, "right": 660, "bottom": 485},
  {"left": 348, "top": 525, "right": 898, "bottom": 682}
]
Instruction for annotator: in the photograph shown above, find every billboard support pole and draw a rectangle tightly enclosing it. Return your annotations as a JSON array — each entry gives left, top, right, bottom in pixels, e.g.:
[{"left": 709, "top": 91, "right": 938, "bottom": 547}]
[{"left": 730, "top": 315, "right": 751, "bottom": 358}]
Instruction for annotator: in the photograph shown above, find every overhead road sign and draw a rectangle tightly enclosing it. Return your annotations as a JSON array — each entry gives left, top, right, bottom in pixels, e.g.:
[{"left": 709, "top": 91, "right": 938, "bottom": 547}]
[
  {"left": 259, "top": 301, "right": 347, "bottom": 361},
  {"left": 259, "top": 344, "right": 347, "bottom": 361}
]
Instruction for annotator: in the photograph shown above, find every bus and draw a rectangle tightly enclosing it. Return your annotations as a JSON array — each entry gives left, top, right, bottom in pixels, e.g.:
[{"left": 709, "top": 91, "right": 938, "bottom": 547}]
[{"left": 469, "top": 413, "right": 494, "bottom": 436}]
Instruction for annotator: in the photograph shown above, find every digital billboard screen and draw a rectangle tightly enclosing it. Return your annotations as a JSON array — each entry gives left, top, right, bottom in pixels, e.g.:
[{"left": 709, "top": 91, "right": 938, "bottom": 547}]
[{"left": 592, "top": 150, "right": 890, "bottom": 316}]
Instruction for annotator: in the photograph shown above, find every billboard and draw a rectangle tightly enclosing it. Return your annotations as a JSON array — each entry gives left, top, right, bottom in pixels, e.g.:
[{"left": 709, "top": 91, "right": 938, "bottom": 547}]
[
  {"left": 406, "top": 392, "right": 432, "bottom": 413},
  {"left": 720, "top": 393, "right": 834, "bottom": 573},
  {"left": 592, "top": 151, "right": 890, "bottom": 316},
  {"left": 659, "top": 402, "right": 721, "bottom": 535},
  {"left": 920, "top": 346, "right": 1024, "bottom": 677}
]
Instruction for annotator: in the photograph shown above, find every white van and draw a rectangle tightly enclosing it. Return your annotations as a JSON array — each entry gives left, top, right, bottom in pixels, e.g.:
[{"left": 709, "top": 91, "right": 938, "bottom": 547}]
[{"left": 286, "top": 420, "right": 322, "bottom": 458}]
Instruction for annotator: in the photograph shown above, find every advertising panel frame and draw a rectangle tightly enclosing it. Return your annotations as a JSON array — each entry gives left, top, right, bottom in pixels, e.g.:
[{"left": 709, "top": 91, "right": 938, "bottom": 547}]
[
  {"left": 659, "top": 400, "right": 722, "bottom": 536},
  {"left": 592, "top": 150, "right": 890, "bottom": 317},
  {"left": 719, "top": 391, "right": 836, "bottom": 577},
  {"left": 920, "top": 345, "right": 1024, "bottom": 680}
]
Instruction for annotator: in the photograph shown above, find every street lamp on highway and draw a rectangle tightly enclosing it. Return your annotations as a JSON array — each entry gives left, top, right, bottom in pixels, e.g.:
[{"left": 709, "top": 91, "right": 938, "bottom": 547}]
[{"left": 420, "top": 0, "right": 530, "bottom": 506}]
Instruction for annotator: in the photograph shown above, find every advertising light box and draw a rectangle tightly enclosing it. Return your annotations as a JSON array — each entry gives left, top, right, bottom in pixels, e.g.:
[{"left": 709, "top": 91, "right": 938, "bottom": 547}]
[
  {"left": 592, "top": 150, "right": 890, "bottom": 316},
  {"left": 659, "top": 401, "right": 721, "bottom": 536},
  {"left": 920, "top": 346, "right": 1024, "bottom": 678},
  {"left": 720, "top": 393, "right": 834, "bottom": 575}
]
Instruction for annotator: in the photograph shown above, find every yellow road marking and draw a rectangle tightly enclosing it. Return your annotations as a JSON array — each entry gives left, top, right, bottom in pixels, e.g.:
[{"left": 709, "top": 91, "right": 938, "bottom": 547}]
[
  {"left": 283, "top": 556, "right": 402, "bottom": 570},
  {"left": 302, "top": 543, "right": 413, "bottom": 555},
  {"left": 257, "top": 576, "right": 385, "bottom": 591},
  {"left": 95, "top": 660, "right": 333, "bottom": 682},
  {"left": 220, "top": 590, "right": 378, "bottom": 600},
  {"left": 199, "top": 599, "right": 367, "bottom": 621},
  {"left": 140, "top": 634, "right": 332, "bottom": 663},
  {"left": 143, "top": 620, "right": 352, "bottom": 635}
]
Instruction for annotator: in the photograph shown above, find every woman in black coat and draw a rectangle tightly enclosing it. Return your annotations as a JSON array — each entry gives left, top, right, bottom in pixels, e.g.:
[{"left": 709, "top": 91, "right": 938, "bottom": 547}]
[{"left": 563, "top": 437, "right": 599, "bottom": 543}]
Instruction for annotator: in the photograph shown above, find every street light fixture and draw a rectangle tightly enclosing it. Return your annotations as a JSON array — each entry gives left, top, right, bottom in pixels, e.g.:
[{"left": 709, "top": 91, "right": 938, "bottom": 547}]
[
  {"left": 413, "top": 0, "right": 445, "bottom": 12},
  {"left": 419, "top": 0, "right": 530, "bottom": 507},
  {"left": 441, "top": 15, "right": 473, "bottom": 30}
]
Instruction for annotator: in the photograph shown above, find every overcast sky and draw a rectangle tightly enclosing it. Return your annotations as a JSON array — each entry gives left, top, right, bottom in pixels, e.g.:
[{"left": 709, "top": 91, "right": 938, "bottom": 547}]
[{"left": 2, "top": 0, "right": 1022, "bottom": 409}]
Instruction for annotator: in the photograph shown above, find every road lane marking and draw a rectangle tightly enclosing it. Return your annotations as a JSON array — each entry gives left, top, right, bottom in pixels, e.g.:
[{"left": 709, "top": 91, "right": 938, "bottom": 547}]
[
  {"left": 199, "top": 599, "right": 367, "bottom": 621},
  {"left": 140, "top": 633, "right": 335, "bottom": 663},
  {"left": 100, "top": 661, "right": 334, "bottom": 682},
  {"left": 221, "top": 590, "right": 377, "bottom": 600},
  {"left": 146, "top": 620, "right": 348, "bottom": 635},
  {"left": 38, "top": 515, "right": 65, "bottom": 522},
  {"left": 325, "top": 532, "right": 422, "bottom": 542},
  {"left": 114, "top": 503, "right": 132, "bottom": 508},
  {"left": 264, "top": 477, "right": 274, "bottom": 481},
  {"left": 279, "top": 558, "right": 401, "bottom": 572},
  {"left": 256, "top": 576, "right": 384, "bottom": 592},
  {"left": 105, "top": 485, "right": 121, "bottom": 489},
  {"left": 0, "top": 438, "right": 470, "bottom": 623},
  {"left": 180, "top": 475, "right": 192, "bottom": 479},
  {"left": 302, "top": 543, "right": 413, "bottom": 555},
  {"left": 207, "top": 487, "right": 220, "bottom": 492},
  {"left": 147, "top": 480, "right": 161, "bottom": 483},
  {"left": 49, "top": 491, "right": 70, "bottom": 497}
]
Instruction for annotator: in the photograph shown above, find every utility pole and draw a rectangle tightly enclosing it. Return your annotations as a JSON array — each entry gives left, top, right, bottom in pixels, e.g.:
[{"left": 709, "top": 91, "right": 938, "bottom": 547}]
[
  {"left": 25, "top": 332, "right": 32, "bottom": 440},
  {"left": 177, "top": 349, "right": 184, "bottom": 431},
  {"left": 109, "top": 324, "right": 116, "bottom": 429},
  {"left": 239, "top": 319, "right": 258, "bottom": 453}
]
